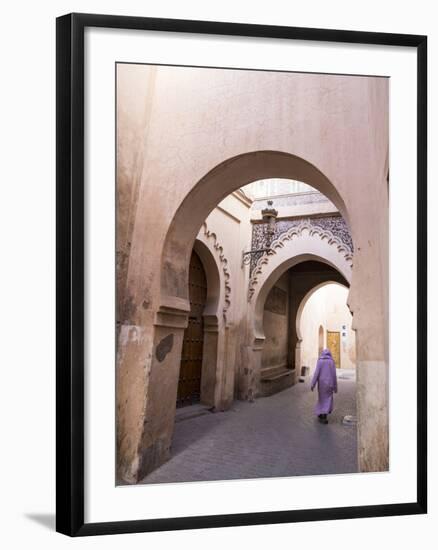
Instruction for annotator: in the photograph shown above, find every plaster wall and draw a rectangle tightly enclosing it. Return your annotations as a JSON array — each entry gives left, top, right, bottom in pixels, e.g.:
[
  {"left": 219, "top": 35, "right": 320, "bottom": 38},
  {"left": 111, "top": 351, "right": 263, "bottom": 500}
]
[{"left": 262, "top": 272, "right": 290, "bottom": 369}]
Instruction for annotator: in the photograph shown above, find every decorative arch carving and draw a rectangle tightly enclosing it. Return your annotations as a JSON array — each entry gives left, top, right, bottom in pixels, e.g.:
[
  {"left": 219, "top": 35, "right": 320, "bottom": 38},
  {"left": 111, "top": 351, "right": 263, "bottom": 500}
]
[
  {"left": 199, "top": 222, "right": 232, "bottom": 323},
  {"left": 248, "top": 220, "right": 353, "bottom": 301}
]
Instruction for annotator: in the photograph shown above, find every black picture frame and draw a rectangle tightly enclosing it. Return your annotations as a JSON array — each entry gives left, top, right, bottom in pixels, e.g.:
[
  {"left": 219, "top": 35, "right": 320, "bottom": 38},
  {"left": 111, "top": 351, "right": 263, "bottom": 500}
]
[{"left": 56, "top": 12, "right": 427, "bottom": 537}]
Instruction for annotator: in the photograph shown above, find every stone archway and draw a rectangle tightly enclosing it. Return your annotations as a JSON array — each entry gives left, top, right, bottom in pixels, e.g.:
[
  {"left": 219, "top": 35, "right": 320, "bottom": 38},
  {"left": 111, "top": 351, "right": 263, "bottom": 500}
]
[
  {"left": 150, "top": 153, "right": 353, "bottom": 451},
  {"left": 118, "top": 154, "right": 386, "bottom": 482},
  {"left": 158, "top": 151, "right": 349, "bottom": 312},
  {"left": 145, "top": 158, "right": 354, "bottom": 478},
  {"left": 240, "top": 224, "right": 353, "bottom": 401},
  {"left": 250, "top": 223, "right": 353, "bottom": 340}
]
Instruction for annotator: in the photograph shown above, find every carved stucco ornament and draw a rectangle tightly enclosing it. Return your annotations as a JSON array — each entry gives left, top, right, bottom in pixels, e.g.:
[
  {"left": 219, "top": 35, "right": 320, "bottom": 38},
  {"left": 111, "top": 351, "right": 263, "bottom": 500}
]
[
  {"left": 247, "top": 219, "right": 354, "bottom": 301},
  {"left": 201, "top": 222, "right": 231, "bottom": 323}
]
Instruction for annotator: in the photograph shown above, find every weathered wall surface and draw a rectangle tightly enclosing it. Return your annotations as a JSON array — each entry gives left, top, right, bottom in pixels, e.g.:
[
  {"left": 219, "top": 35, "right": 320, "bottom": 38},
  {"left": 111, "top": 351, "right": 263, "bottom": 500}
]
[
  {"left": 116, "top": 65, "right": 156, "bottom": 328},
  {"left": 116, "top": 64, "right": 389, "bottom": 481},
  {"left": 262, "top": 272, "right": 290, "bottom": 369}
]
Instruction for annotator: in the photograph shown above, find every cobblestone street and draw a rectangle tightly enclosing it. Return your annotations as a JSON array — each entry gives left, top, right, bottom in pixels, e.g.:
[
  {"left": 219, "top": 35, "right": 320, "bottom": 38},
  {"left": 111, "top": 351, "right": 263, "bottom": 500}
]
[{"left": 140, "top": 371, "right": 358, "bottom": 484}]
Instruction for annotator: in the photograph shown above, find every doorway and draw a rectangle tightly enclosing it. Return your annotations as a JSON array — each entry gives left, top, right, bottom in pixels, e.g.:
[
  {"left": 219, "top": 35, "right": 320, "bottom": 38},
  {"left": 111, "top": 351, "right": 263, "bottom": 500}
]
[
  {"left": 327, "top": 331, "right": 341, "bottom": 369},
  {"left": 177, "top": 250, "right": 207, "bottom": 406}
]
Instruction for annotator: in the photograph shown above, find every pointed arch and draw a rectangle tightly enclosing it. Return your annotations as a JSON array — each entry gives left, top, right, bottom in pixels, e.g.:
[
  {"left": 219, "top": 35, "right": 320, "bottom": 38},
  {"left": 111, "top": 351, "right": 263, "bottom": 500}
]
[{"left": 159, "top": 150, "right": 350, "bottom": 308}]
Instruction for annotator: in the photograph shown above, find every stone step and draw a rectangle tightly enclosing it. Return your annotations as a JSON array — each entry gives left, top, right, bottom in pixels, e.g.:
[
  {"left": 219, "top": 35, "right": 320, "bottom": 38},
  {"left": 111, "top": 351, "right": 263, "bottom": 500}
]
[
  {"left": 262, "top": 370, "right": 294, "bottom": 383},
  {"left": 258, "top": 367, "right": 296, "bottom": 398},
  {"left": 260, "top": 365, "right": 290, "bottom": 379}
]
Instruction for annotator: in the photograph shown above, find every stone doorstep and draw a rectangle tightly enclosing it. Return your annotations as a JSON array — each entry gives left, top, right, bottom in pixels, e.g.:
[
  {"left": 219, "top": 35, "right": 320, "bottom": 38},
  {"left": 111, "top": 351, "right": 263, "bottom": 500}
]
[
  {"left": 260, "top": 365, "right": 289, "bottom": 378},
  {"left": 258, "top": 367, "right": 296, "bottom": 398},
  {"left": 175, "top": 404, "right": 213, "bottom": 423}
]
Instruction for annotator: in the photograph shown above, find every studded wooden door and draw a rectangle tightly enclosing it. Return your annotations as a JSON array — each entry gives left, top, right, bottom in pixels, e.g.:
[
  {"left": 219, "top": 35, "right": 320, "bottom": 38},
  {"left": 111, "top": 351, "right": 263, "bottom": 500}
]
[
  {"left": 327, "top": 331, "right": 341, "bottom": 369},
  {"left": 177, "top": 250, "right": 207, "bottom": 407}
]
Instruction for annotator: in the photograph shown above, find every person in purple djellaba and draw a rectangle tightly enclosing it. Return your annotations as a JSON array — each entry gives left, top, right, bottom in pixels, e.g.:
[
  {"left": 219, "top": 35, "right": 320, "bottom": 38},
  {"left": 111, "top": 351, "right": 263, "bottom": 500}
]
[{"left": 310, "top": 348, "right": 338, "bottom": 424}]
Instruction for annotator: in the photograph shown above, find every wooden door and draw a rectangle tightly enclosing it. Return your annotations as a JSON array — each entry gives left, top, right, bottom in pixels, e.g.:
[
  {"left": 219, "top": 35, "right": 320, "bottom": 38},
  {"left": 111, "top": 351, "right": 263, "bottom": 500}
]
[
  {"left": 327, "top": 331, "right": 341, "bottom": 369},
  {"left": 177, "top": 250, "right": 207, "bottom": 407}
]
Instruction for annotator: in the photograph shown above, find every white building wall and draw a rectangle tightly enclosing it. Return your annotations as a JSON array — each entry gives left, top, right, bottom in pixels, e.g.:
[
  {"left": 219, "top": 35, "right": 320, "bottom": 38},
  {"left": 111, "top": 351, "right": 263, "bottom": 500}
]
[{"left": 300, "top": 284, "right": 356, "bottom": 372}]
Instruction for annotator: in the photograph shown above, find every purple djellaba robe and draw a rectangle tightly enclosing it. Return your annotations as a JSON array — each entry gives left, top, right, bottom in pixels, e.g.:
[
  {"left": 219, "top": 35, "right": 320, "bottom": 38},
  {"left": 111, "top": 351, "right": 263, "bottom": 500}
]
[{"left": 310, "top": 348, "right": 338, "bottom": 415}]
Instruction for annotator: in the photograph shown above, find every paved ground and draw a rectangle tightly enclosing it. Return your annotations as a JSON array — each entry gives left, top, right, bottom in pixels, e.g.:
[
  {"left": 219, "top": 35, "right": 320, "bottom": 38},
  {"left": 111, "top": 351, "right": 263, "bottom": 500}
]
[{"left": 140, "top": 370, "right": 358, "bottom": 484}]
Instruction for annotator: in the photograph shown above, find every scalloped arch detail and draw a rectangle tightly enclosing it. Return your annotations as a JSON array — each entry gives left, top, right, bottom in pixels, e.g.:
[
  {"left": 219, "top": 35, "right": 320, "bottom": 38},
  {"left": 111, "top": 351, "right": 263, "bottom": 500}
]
[
  {"left": 248, "top": 220, "right": 353, "bottom": 301},
  {"left": 201, "top": 222, "right": 231, "bottom": 321}
]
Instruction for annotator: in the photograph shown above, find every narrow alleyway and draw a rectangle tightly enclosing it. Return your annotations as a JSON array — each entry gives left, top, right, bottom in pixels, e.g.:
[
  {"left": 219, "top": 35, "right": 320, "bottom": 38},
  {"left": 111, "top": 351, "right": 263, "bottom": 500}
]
[{"left": 140, "top": 371, "right": 358, "bottom": 484}]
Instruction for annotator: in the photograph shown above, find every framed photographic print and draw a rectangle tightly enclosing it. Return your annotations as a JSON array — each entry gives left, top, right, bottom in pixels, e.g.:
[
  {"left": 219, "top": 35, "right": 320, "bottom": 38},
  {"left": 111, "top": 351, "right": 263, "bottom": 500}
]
[{"left": 56, "top": 13, "right": 427, "bottom": 536}]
